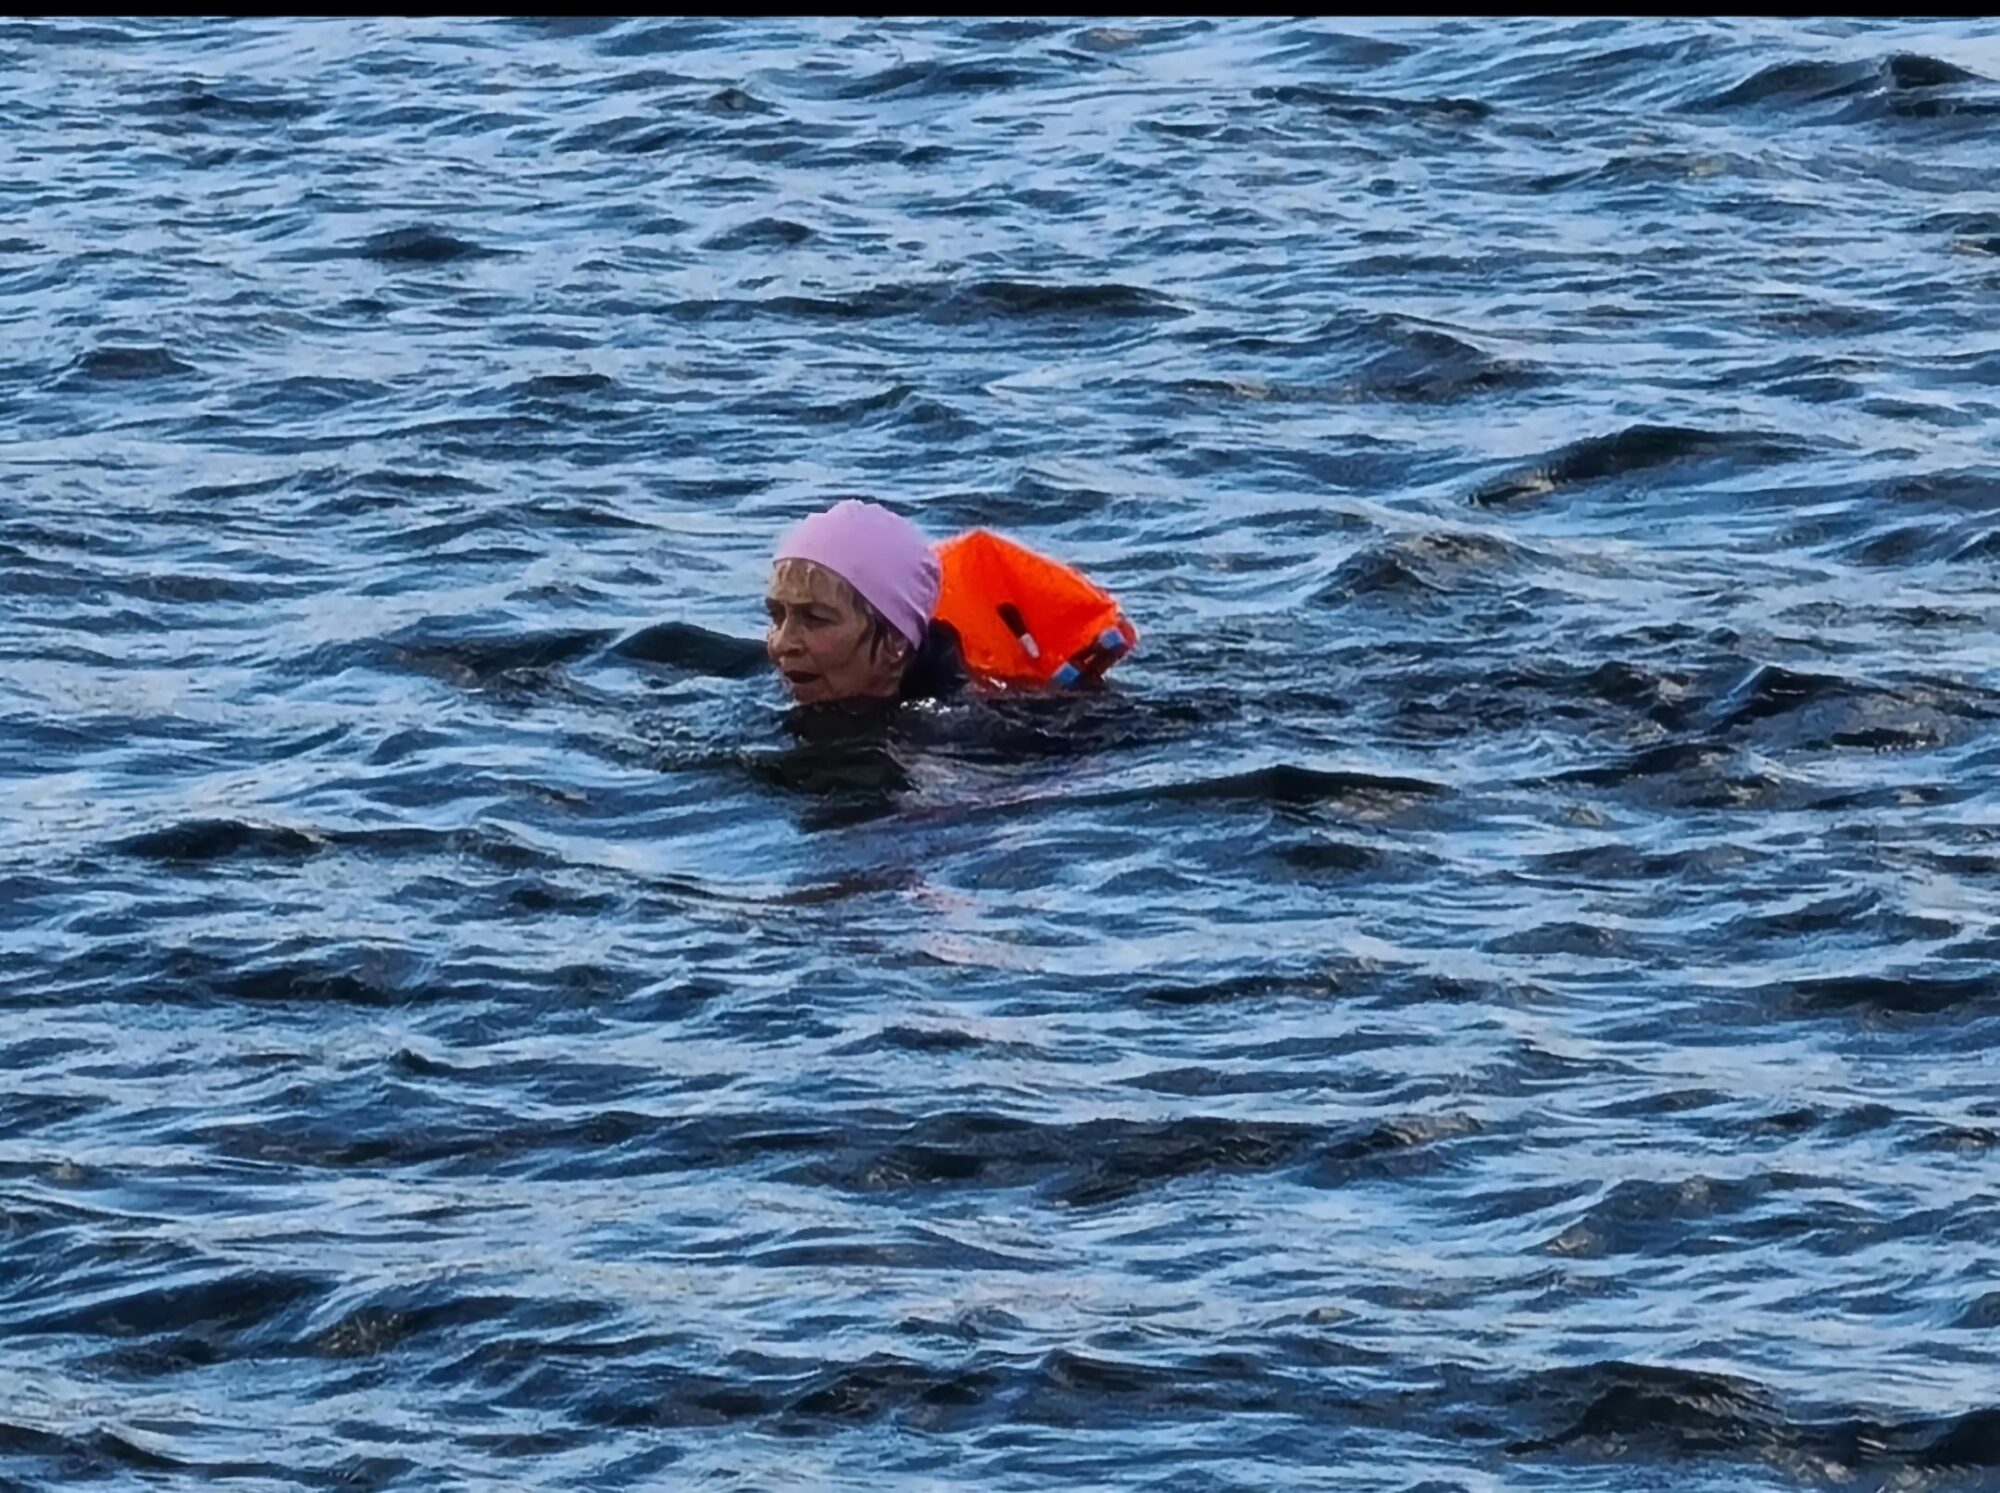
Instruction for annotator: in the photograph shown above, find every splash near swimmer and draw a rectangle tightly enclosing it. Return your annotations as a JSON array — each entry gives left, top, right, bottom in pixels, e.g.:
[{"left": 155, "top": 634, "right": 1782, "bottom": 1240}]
[{"left": 765, "top": 501, "right": 1136, "bottom": 705}]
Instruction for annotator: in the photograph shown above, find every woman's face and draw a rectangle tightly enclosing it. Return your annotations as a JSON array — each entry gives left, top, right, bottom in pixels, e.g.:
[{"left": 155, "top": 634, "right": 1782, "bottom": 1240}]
[{"left": 765, "top": 559, "right": 906, "bottom": 705}]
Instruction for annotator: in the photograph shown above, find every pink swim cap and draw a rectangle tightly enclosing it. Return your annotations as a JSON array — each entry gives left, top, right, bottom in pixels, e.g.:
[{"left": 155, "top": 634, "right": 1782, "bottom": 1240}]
[{"left": 773, "top": 499, "right": 940, "bottom": 649}]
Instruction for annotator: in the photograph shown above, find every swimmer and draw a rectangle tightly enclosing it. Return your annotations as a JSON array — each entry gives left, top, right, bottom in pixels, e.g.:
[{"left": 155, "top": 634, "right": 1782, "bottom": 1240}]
[{"left": 765, "top": 499, "right": 967, "bottom": 706}]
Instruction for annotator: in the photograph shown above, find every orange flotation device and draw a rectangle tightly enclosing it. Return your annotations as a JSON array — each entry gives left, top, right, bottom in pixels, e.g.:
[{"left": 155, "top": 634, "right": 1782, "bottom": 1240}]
[{"left": 933, "top": 529, "right": 1138, "bottom": 689}]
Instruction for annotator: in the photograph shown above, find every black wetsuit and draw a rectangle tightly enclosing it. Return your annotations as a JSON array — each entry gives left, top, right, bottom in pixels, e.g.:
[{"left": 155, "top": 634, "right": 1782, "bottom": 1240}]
[{"left": 898, "top": 619, "right": 968, "bottom": 701}]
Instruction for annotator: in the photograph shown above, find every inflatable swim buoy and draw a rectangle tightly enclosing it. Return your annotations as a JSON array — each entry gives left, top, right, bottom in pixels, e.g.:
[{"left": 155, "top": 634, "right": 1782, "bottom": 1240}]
[{"left": 934, "top": 529, "right": 1137, "bottom": 689}]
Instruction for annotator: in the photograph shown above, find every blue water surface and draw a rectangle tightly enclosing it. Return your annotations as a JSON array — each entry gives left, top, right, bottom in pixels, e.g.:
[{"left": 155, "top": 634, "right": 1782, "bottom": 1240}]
[{"left": 3, "top": 16, "right": 1999, "bottom": 1491}]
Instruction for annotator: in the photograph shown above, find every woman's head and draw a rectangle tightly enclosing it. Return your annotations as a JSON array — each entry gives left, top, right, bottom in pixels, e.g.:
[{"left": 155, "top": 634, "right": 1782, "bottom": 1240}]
[
  {"left": 764, "top": 557, "right": 909, "bottom": 704},
  {"left": 766, "top": 500, "right": 939, "bottom": 705}
]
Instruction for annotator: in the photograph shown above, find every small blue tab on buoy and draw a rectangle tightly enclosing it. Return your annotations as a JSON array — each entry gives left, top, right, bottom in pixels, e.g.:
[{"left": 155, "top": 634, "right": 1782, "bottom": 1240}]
[
  {"left": 1053, "top": 662, "right": 1082, "bottom": 687},
  {"left": 1096, "top": 627, "right": 1126, "bottom": 654}
]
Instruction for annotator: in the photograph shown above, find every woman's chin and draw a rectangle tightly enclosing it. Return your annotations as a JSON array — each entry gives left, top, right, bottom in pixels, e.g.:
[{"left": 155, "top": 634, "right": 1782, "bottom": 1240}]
[{"left": 780, "top": 669, "right": 898, "bottom": 708}]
